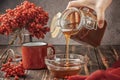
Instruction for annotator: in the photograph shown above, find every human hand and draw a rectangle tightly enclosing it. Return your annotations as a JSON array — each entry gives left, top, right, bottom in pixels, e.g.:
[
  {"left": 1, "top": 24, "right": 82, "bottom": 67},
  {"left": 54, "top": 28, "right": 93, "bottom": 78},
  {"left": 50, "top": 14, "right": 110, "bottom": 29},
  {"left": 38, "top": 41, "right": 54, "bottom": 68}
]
[{"left": 67, "top": 0, "right": 112, "bottom": 28}]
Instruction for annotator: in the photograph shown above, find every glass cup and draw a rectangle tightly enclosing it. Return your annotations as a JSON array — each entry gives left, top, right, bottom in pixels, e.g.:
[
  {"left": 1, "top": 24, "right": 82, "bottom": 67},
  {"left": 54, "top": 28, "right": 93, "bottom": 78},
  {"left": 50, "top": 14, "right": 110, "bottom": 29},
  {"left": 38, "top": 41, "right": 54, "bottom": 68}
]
[{"left": 45, "top": 54, "right": 85, "bottom": 79}]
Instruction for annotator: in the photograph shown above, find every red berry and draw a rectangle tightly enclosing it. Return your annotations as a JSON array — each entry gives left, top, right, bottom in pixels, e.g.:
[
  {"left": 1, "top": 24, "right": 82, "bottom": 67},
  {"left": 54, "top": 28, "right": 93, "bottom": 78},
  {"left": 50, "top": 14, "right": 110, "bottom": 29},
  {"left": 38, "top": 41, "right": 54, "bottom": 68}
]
[
  {"left": 8, "top": 58, "right": 13, "bottom": 62},
  {"left": 2, "top": 64, "right": 7, "bottom": 67},
  {"left": 8, "top": 69, "right": 12, "bottom": 72},
  {"left": 5, "top": 73, "right": 10, "bottom": 78},
  {"left": 14, "top": 76, "right": 19, "bottom": 80},
  {"left": 1, "top": 67, "right": 6, "bottom": 71}
]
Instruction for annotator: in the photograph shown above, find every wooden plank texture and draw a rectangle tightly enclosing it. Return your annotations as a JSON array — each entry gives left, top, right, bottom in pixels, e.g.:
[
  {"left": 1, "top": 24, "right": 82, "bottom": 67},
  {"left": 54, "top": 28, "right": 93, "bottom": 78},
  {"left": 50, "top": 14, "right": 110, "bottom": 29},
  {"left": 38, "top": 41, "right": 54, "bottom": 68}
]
[
  {"left": 25, "top": 70, "right": 50, "bottom": 80},
  {"left": 0, "top": 45, "right": 119, "bottom": 80}
]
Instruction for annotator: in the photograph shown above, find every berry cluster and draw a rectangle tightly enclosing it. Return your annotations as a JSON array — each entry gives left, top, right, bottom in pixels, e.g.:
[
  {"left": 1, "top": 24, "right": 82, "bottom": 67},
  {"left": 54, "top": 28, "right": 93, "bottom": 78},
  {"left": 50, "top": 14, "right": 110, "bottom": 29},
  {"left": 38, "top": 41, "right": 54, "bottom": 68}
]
[
  {"left": 0, "top": 1, "right": 49, "bottom": 39},
  {"left": 1, "top": 58, "right": 25, "bottom": 80}
]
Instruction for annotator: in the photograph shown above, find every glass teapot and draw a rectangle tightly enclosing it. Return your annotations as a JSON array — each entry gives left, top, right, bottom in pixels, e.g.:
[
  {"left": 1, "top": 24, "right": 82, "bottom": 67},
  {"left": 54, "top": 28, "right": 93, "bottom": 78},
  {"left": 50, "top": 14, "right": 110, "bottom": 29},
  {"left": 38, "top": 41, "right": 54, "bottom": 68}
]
[{"left": 50, "top": 0, "right": 112, "bottom": 47}]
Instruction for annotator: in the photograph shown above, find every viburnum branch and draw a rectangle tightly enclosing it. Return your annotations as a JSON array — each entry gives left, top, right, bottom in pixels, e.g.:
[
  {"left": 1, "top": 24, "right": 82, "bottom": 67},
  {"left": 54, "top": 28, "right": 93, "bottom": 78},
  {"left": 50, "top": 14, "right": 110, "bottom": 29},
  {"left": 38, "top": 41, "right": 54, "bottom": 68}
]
[{"left": 0, "top": 1, "right": 50, "bottom": 39}]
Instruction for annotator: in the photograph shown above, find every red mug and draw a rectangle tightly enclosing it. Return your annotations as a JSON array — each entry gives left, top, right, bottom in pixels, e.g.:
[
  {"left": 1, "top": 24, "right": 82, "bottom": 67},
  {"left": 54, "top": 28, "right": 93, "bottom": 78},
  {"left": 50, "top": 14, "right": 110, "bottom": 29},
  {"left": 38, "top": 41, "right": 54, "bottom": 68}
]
[{"left": 22, "top": 42, "right": 55, "bottom": 69}]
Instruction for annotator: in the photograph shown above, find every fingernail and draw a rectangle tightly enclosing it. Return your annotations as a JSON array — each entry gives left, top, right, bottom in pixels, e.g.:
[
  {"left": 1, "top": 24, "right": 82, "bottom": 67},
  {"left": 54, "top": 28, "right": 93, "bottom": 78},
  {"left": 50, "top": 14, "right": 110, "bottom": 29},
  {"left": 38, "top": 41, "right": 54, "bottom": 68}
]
[{"left": 98, "top": 20, "right": 104, "bottom": 29}]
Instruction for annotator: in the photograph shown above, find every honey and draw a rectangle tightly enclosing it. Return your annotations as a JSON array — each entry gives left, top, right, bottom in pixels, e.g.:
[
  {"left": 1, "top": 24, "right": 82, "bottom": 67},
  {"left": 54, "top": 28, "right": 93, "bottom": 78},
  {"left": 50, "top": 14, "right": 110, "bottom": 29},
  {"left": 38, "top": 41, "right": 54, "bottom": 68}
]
[
  {"left": 63, "top": 29, "right": 79, "bottom": 66},
  {"left": 47, "top": 60, "right": 82, "bottom": 78},
  {"left": 49, "top": 7, "right": 107, "bottom": 79},
  {"left": 50, "top": 68, "right": 80, "bottom": 78},
  {"left": 49, "top": 9, "right": 82, "bottom": 78},
  {"left": 50, "top": 19, "right": 81, "bottom": 79}
]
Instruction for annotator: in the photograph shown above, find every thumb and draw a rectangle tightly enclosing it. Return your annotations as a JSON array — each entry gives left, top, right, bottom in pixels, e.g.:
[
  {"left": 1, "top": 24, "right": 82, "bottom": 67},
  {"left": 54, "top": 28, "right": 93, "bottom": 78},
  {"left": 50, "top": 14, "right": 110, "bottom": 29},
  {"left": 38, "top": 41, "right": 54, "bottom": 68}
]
[
  {"left": 96, "top": 9, "right": 105, "bottom": 29},
  {"left": 95, "top": 0, "right": 112, "bottom": 28}
]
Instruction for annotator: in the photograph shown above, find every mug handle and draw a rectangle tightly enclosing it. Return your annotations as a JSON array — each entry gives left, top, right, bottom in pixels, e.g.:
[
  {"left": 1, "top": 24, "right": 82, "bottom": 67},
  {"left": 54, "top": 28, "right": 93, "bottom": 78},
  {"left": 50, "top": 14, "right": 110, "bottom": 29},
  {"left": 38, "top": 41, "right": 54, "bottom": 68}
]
[{"left": 47, "top": 44, "right": 55, "bottom": 55}]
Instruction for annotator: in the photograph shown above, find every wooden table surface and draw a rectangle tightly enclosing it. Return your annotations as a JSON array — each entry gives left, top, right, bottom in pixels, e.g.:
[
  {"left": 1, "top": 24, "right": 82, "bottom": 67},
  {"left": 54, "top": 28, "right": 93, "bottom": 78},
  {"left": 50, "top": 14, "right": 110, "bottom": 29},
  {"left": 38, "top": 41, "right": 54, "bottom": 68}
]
[{"left": 0, "top": 45, "right": 120, "bottom": 80}]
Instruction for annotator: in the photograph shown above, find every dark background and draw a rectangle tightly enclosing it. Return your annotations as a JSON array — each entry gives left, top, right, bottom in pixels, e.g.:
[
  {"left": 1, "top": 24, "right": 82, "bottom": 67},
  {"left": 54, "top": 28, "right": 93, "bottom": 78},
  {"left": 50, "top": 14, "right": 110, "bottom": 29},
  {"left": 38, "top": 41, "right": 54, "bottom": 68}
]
[{"left": 0, "top": 0, "right": 120, "bottom": 45}]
